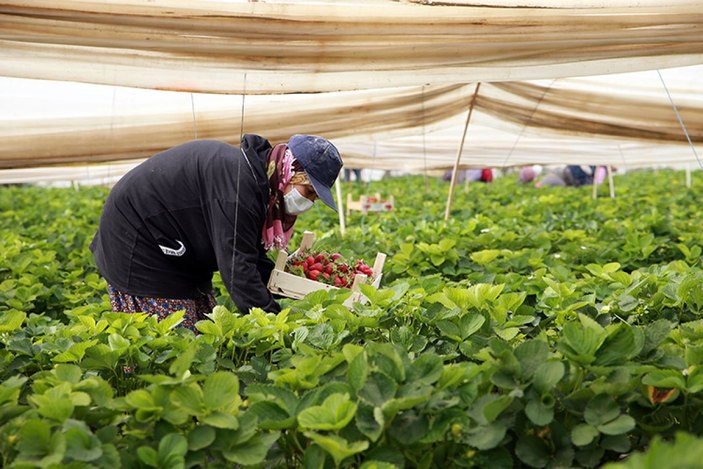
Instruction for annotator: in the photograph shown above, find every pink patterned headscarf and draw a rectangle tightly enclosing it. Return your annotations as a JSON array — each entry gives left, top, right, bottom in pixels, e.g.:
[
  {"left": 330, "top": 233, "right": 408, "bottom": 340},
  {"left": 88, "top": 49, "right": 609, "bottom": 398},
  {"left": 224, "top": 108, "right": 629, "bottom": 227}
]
[{"left": 262, "top": 145, "right": 297, "bottom": 250}]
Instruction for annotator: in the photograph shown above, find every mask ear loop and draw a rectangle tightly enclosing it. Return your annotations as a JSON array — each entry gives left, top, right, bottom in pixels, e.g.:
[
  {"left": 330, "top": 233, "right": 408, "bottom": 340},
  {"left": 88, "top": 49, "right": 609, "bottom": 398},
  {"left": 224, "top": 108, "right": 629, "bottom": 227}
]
[{"left": 230, "top": 73, "right": 246, "bottom": 303}]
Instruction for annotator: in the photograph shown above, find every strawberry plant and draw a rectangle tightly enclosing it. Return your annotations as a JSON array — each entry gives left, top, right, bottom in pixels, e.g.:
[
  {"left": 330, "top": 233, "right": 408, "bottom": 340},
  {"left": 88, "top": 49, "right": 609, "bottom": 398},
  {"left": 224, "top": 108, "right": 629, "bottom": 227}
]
[{"left": 3, "top": 170, "right": 703, "bottom": 467}]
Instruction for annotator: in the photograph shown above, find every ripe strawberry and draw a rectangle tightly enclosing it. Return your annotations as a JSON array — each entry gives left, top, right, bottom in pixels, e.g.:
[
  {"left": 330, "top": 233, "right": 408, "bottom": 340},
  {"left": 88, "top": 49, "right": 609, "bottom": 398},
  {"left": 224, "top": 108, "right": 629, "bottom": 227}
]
[{"left": 308, "top": 270, "right": 321, "bottom": 280}]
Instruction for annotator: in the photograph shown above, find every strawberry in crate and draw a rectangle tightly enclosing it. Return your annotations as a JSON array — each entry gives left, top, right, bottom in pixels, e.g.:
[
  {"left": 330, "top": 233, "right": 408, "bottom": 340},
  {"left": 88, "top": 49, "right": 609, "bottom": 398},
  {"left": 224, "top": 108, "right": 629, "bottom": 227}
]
[{"left": 286, "top": 249, "right": 375, "bottom": 288}]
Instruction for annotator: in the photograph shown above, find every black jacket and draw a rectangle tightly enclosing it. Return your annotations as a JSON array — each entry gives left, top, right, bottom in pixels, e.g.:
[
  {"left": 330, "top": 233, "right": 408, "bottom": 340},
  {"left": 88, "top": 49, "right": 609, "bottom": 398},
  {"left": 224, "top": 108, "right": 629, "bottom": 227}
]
[{"left": 90, "top": 135, "right": 281, "bottom": 313}]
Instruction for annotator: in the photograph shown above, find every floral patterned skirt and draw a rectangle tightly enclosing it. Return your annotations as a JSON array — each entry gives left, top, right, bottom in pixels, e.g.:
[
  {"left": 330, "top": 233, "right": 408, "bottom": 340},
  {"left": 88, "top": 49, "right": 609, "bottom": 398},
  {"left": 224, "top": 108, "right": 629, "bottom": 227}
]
[{"left": 107, "top": 284, "right": 216, "bottom": 332}]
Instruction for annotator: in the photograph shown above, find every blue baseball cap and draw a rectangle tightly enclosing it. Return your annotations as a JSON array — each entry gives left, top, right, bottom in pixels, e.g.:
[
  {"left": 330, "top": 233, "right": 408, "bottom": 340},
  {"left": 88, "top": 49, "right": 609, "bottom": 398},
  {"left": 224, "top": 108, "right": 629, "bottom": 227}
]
[{"left": 288, "top": 134, "right": 343, "bottom": 211}]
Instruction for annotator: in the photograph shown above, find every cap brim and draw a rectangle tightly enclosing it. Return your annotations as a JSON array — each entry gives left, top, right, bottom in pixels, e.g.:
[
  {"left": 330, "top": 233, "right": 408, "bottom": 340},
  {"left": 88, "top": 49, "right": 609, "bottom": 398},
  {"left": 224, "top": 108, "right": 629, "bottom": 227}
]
[{"left": 308, "top": 174, "right": 338, "bottom": 212}]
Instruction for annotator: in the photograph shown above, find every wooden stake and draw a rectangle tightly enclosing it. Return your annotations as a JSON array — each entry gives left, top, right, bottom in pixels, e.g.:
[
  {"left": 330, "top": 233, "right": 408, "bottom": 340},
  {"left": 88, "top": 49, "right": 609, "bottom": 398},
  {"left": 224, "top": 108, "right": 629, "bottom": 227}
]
[
  {"left": 335, "top": 179, "right": 346, "bottom": 236},
  {"left": 445, "top": 82, "right": 481, "bottom": 221},
  {"left": 592, "top": 167, "right": 598, "bottom": 200},
  {"left": 686, "top": 164, "right": 692, "bottom": 188},
  {"left": 607, "top": 165, "right": 615, "bottom": 198}
]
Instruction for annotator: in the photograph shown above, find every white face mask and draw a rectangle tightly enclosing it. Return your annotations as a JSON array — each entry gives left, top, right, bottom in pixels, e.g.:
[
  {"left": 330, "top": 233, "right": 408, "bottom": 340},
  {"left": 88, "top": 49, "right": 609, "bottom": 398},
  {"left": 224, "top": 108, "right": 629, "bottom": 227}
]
[{"left": 284, "top": 187, "right": 314, "bottom": 215}]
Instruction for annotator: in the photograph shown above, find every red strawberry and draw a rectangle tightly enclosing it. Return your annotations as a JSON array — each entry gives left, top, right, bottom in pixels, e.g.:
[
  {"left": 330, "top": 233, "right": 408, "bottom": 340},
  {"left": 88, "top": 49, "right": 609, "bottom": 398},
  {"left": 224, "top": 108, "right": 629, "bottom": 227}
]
[
  {"left": 311, "top": 262, "right": 324, "bottom": 272},
  {"left": 308, "top": 270, "right": 321, "bottom": 280}
]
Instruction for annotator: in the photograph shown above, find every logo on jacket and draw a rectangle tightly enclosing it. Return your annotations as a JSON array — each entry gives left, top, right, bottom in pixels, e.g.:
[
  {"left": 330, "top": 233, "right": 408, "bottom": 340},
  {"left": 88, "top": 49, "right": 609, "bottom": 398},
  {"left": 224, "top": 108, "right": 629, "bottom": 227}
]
[{"left": 159, "top": 240, "right": 186, "bottom": 256}]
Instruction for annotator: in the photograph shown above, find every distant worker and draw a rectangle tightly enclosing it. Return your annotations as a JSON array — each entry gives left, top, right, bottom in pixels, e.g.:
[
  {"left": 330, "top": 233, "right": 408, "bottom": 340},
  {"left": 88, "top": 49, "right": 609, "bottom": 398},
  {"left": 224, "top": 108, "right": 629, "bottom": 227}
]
[
  {"left": 344, "top": 167, "right": 363, "bottom": 182},
  {"left": 480, "top": 168, "right": 494, "bottom": 183},
  {"left": 535, "top": 167, "right": 567, "bottom": 187},
  {"left": 519, "top": 166, "right": 537, "bottom": 183},
  {"left": 90, "top": 135, "right": 343, "bottom": 330},
  {"left": 563, "top": 165, "right": 595, "bottom": 187},
  {"left": 443, "top": 168, "right": 493, "bottom": 183}
]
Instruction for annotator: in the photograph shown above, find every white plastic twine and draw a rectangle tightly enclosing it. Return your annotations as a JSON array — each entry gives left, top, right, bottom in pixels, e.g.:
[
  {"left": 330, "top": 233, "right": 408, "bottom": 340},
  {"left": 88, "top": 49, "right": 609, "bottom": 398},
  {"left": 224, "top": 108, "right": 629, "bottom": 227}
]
[{"left": 657, "top": 69, "right": 702, "bottom": 170}]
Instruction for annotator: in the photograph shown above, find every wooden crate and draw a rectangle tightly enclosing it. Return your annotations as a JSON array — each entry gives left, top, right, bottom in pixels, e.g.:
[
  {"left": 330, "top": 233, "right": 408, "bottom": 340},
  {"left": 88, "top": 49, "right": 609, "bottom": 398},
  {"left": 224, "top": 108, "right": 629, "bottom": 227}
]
[
  {"left": 267, "top": 231, "right": 386, "bottom": 306},
  {"left": 346, "top": 192, "right": 395, "bottom": 216}
]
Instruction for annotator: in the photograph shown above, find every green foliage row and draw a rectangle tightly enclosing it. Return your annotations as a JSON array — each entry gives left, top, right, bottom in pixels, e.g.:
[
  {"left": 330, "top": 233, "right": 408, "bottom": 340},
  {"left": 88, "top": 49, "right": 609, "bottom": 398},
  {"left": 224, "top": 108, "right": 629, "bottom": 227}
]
[{"left": 1, "top": 170, "right": 703, "bottom": 467}]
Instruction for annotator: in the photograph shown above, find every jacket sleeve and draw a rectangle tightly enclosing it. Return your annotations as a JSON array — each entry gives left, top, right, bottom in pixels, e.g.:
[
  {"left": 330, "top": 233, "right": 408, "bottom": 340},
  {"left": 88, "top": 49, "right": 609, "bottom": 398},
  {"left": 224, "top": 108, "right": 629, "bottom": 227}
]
[{"left": 210, "top": 199, "right": 281, "bottom": 314}]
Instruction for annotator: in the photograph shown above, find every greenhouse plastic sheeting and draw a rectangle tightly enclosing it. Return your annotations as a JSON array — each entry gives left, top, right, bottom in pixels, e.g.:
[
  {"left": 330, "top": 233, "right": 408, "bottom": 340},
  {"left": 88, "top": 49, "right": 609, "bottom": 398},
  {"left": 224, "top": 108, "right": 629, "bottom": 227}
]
[
  {"left": 0, "top": 1, "right": 702, "bottom": 180},
  {"left": 1, "top": 0, "right": 702, "bottom": 94}
]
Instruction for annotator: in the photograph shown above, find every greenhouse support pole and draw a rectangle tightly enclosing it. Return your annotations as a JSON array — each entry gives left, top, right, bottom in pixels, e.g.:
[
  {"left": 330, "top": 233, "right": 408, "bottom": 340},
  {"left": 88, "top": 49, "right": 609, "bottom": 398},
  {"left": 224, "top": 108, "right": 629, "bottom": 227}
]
[
  {"left": 592, "top": 170, "right": 598, "bottom": 200},
  {"left": 686, "top": 164, "right": 692, "bottom": 188},
  {"left": 607, "top": 165, "right": 615, "bottom": 198},
  {"left": 445, "top": 83, "right": 481, "bottom": 221},
  {"left": 335, "top": 179, "right": 346, "bottom": 236}
]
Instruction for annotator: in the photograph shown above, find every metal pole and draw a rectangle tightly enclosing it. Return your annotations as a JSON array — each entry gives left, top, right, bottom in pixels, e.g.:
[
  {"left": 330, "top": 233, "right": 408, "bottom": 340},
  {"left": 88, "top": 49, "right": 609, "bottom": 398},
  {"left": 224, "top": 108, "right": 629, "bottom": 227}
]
[{"left": 445, "top": 83, "right": 481, "bottom": 221}]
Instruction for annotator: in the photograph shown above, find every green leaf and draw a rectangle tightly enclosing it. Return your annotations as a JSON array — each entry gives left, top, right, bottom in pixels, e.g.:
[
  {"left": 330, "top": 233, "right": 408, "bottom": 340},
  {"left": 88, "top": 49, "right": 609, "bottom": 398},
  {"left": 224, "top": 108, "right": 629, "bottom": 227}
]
[
  {"left": 0, "top": 310, "right": 26, "bottom": 332},
  {"left": 223, "top": 431, "right": 281, "bottom": 465},
  {"left": 171, "top": 385, "right": 205, "bottom": 416},
  {"left": 304, "top": 432, "right": 369, "bottom": 467},
  {"left": 584, "top": 394, "right": 621, "bottom": 427},
  {"left": 126, "top": 389, "right": 156, "bottom": 409},
  {"left": 54, "top": 364, "right": 83, "bottom": 384},
  {"left": 169, "top": 345, "right": 197, "bottom": 378},
  {"left": 303, "top": 444, "right": 327, "bottom": 469},
  {"left": 471, "top": 249, "right": 501, "bottom": 265},
  {"left": 63, "top": 422, "right": 103, "bottom": 462},
  {"left": 156, "top": 309, "right": 185, "bottom": 333},
  {"left": 187, "top": 426, "right": 216, "bottom": 451},
  {"left": 571, "top": 423, "right": 599, "bottom": 446},
  {"left": 298, "top": 393, "right": 357, "bottom": 431},
  {"left": 602, "top": 434, "right": 631, "bottom": 452},
  {"left": 525, "top": 397, "right": 554, "bottom": 426},
  {"left": 642, "top": 370, "right": 687, "bottom": 390},
  {"left": 18, "top": 419, "right": 52, "bottom": 456},
  {"left": 387, "top": 411, "right": 429, "bottom": 445},
  {"left": 348, "top": 351, "right": 369, "bottom": 392},
  {"left": 407, "top": 353, "right": 443, "bottom": 386},
  {"left": 516, "top": 434, "right": 550, "bottom": 468},
  {"left": 137, "top": 446, "right": 158, "bottom": 467},
  {"left": 355, "top": 403, "right": 384, "bottom": 442},
  {"left": 359, "top": 372, "right": 397, "bottom": 407},
  {"left": 466, "top": 422, "right": 507, "bottom": 450},
  {"left": 533, "top": 361, "right": 565, "bottom": 393},
  {"left": 247, "top": 401, "right": 295, "bottom": 430},
  {"left": 558, "top": 321, "right": 605, "bottom": 366},
  {"left": 360, "top": 461, "right": 399, "bottom": 469},
  {"left": 483, "top": 395, "right": 513, "bottom": 423},
  {"left": 459, "top": 314, "right": 486, "bottom": 339},
  {"left": 157, "top": 433, "right": 187, "bottom": 469},
  {"left": 597, "top": 415, "right": 636, "bottom": 436},
  {"left": 515, "top": 340, "right": 549, "bottom": 379},
  {"left": 53, "top": 339, "right": 98, "bottom": 363},
  {"left": 203, "top": 371, "right": 240, "bottom": 412},
  {"left": 107, "top": 333, "right": 130, "bottom": 352},
  {"left": 594, "top": 324, "right": 644, "bottom": 366},
  {"left": 201, "top": 411, "right": 239, "bottom": 429},
  {"left": 373, "top": 343, "right": 406, "bottom": 383},
  {"left": 29, "top": 394, "right": 74, "bottom": 422}
]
